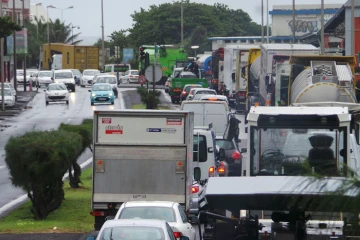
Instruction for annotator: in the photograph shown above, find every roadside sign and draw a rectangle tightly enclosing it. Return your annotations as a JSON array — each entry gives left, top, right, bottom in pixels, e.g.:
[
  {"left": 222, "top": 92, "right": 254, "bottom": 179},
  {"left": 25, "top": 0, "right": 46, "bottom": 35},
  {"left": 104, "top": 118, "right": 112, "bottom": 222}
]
[
  {"left": 145, "top": 65, "right": 162, "bottom": 83},
  {"left": 138, "top": 75, "right": 146, "bottom": 84}
]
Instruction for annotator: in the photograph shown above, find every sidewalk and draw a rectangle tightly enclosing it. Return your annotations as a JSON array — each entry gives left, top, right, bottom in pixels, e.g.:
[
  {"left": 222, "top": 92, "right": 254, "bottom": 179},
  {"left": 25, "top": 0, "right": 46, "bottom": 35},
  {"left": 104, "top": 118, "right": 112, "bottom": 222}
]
[{"left": 0, "top": 91, "right": 37, "bottom": 119}]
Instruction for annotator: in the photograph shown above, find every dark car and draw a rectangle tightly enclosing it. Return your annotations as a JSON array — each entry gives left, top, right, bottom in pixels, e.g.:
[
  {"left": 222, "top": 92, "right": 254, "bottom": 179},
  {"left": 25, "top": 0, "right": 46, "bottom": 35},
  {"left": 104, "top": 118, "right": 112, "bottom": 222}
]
[
  {"left": 180, "top": 84, "right": 202, "bottom": 103},
  {"left": 215, "top": 137, "right": 242, "bottom": 176},
  {"left": 70, "top": 69, "right": 82, "bottom": 85}
]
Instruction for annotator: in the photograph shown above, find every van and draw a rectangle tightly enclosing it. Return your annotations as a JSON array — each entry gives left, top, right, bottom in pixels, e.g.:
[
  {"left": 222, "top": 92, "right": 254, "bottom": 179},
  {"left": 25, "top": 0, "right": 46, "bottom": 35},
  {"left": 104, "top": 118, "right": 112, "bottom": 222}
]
[{"left": 181, "top": 101, "right": 230, "bottom": 137}]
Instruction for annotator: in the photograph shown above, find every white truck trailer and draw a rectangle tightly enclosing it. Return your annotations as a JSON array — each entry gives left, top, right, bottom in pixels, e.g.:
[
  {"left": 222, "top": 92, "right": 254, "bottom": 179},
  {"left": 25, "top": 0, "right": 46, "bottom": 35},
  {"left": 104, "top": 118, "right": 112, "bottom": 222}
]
[{"left": 90, "top": 110, "right": 195, "bottom": 230}]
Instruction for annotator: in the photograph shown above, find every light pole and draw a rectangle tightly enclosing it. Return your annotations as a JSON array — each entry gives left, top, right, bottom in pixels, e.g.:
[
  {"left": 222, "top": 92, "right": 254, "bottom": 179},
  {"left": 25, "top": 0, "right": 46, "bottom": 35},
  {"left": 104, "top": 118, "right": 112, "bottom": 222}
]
[
  {"left": 101, "top": 0, "right": 105, "bottom": 70},
  {"left": 191, "top": 46, "right": 199, "bottom": 58},
  {"left": 12, "top": 0, "right": 17, "bottom": 91},
  {"left": 59, "top": 6, "right": 73, "bottom": 23},
  {"left": 21, "top": 0, "right": 26, "bottom": 92},
  {"left": 261, "top": 0, "right": 264, "bottom": 43},
  {"left": 266, "top": 0, "right": 269, "bottom": 43},
  {"left": 35, "top": 3, "right": 42, "bottom": 37},
  {"left": 320, "top": 0, "right": 325, "bottom": 55},
  {"left": 1, "top": 0, "right": 4, "bottom": 110},
  {"left": 71, "top": 24, "right": 80, "bottom": 45},
  {"left": 47, "top": 5, "right": 55, "bottom": 43},
  {"left": 292, "top": 0, "right": 296, "bottom": 43},
  {"left": 181, "top": 0, "right": 184, "bottom": 47}
]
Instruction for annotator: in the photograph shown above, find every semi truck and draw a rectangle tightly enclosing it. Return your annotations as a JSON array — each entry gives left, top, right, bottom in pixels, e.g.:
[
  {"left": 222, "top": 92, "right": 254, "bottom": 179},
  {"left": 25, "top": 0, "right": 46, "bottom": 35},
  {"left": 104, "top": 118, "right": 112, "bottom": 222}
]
[
  {"left": 198, "top": 104, "right": 360, "bottom": 240},
  {"left": 42, "top": 43, "right": 99, "bottom": 71},
  {"left": 90, "top": 110, "right": 195, "bottom": 230}
]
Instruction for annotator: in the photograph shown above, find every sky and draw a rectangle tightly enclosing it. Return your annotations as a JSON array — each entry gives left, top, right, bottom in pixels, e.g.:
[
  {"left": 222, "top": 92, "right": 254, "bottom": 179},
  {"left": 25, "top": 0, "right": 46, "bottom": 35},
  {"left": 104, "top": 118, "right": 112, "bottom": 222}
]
[{"left": 31, "top": 0, "right": 347, "bottom": 45}]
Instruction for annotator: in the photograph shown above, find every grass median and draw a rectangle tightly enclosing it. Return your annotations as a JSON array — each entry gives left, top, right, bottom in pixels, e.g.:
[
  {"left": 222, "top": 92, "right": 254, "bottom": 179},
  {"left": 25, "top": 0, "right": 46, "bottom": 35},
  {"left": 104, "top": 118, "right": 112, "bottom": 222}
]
[
  {"left": 0, "top": 167, "right": 93, "bottom": 233},
  {"left": 131, "top": 104, "right": 171, "bottom": 110}
]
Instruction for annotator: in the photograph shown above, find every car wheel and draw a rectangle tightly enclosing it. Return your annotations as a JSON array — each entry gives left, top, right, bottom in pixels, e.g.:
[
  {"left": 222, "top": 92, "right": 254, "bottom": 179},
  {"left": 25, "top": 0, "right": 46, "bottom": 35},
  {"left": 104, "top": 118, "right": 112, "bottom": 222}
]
[
  {"left": 46, "top": 101, "right": 49, "bottom": 105},
  {"left": 111, "top": 101, "right": 114, "bottom": 105},
  {"left": 91, "top": 102, "right": 94, "bottom": 106},
  {"left": 66, "top": 100, "right": 69, "bottom": 105}
]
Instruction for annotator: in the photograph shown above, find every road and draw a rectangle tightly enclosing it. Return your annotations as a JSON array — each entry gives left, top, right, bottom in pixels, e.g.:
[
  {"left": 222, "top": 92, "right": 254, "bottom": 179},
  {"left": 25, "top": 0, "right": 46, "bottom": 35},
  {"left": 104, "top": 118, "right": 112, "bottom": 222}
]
[{"left": 0, "top": 86, "right": 127, "bottom": 216}]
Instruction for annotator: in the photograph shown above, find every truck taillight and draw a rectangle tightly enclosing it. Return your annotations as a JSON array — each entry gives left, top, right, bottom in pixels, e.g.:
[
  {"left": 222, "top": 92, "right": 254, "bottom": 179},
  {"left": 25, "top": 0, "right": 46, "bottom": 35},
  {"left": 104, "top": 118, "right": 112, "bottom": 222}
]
[
  {"left": 232, "top": 151, "right": 241, "bottom": 160},
  {"left": 209, "top": 166, "right": 215, "bottom": 177},
  {"left": 192, "top": 186, "right": 199, "bottom": 193},
  {"left": 90, "top": 210, "right": 108, "bottom": 217},
  {"left": 218, "top": 162, "right": 226, "bottom": 173},
  {"left": 173, "top": 232, "right": 183, "bottom": 238}
]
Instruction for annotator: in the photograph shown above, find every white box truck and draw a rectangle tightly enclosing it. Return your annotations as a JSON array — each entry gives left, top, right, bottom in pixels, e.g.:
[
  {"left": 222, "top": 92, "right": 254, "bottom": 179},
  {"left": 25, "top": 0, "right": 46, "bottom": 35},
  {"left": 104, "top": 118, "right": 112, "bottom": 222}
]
[{"left": 90, "top": 110, "right": 195, "bottom": 230}]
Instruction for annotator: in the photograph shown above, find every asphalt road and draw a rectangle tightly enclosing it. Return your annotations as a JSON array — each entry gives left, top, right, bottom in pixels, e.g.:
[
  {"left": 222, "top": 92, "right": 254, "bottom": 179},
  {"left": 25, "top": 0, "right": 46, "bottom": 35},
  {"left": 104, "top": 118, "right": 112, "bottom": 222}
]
[{"left": 0, "top": 86, "right": 127, "bottom": 216}]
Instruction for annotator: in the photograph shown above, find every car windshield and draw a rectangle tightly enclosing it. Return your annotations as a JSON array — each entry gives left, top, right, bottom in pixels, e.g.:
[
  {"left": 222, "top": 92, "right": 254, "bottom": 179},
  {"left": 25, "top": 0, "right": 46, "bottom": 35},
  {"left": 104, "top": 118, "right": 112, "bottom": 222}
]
[
  {"left": 97, "top": 77, "right": 117, "bottom": 84},
  {"left": 185, "top": 85, "right": 201, "bottom": 92},
  {"left": 216, "top": 139, "right": 235, "bottom": 150},
  {"left": 99, "top": 226, "right": 165, "bottom": 240},
  {"left": 71, "top": 69, "right": 81, "bottom": 75},
  {"left": 130, "top": 71, "right": 139, "bottom": 75},
  {"left": 119, "top": 207, "right": 176, "bottom": 222},
  {"left": 92, "top": 85, "right": 112, "bottom": 91},
  {"left": 84, "top": 70, "right": 100, "bottom": 76},
  {"left": 39, "top": 72, "right": 53, "bottom": 77},
  {"left": 0, "top": 89, "right": 11, "bottom": 96},
  {"left": 17, "top": 71, "right": 23, "bottom": 76},
  {"left": 193, "top": 94, "right": 207, "bottom": 100},
  {"left": 48, "top": 84, "right": 67, "bottom": 91},
  {"left": 250, "top": 128, "right": 346, "bottom": 177},
  {"left": 196, "top": 90, "right": 215, "bottom": 95},
  {"left": 55, "top": 72, "right": 72, "bottom": 79}
]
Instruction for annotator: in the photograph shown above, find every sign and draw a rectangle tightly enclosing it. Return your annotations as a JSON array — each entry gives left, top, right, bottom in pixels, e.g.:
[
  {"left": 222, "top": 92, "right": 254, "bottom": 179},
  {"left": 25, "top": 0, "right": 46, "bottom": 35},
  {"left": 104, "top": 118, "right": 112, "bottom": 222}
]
[
  {"left": 138, "top": 75, "right": 146, "bottom": 84},
  {"left": 145, "top": 65, "right": 162, "bottom": 83},
  {"left": 123, "top": 48, "right": 134, "bottom": 64},
  {"left": 6, "top": 29, "right": 28, "bottom": 55}
]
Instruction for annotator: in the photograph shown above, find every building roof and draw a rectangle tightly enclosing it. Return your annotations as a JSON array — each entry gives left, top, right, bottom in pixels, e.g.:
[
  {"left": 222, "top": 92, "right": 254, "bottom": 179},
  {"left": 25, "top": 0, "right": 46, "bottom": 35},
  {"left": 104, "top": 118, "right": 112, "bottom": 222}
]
[{"left": 260, "top": 43, "right": 319, "bottom": 50}]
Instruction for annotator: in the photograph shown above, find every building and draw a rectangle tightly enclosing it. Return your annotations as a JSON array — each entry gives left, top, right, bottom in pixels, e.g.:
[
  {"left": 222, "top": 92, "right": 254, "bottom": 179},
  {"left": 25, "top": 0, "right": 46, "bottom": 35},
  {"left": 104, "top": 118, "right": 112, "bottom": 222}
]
[
  {"left": 29, "top": 3, "right": 48, "bottom": 23},
  {"left": 1, "top": 0, "right": 30, "bottom": 24}
]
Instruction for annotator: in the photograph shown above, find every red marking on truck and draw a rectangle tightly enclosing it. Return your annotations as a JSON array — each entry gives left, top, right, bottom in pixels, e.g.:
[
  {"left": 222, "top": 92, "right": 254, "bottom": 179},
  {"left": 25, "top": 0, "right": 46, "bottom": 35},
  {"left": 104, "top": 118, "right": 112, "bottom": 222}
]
[
  {"left": 105, "top": 125, "right": 123, "bottom": 134},
  {"left": 105, "top": 129, "right": 123, "bottom": 134},
  {"left": 166, "top": 118, "right": 182, "bottom": 125},
  {"left": 102, "top": 118, "right": 112, "bottom": 124}
]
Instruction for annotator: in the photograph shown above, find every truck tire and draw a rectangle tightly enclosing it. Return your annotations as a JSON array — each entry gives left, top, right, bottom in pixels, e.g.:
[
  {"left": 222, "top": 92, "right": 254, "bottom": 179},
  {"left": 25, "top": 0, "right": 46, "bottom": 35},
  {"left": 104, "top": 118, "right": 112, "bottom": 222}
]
[{"left": 94, "top": 216, "right": 106, "bottom": 231}]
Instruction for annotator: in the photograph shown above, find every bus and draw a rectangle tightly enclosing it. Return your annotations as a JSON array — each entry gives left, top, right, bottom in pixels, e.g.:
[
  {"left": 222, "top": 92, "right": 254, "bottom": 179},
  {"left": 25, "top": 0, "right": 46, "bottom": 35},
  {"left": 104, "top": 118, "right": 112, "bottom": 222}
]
[{"left": 104, "top": 64, "right": 131, "bottom": 83}]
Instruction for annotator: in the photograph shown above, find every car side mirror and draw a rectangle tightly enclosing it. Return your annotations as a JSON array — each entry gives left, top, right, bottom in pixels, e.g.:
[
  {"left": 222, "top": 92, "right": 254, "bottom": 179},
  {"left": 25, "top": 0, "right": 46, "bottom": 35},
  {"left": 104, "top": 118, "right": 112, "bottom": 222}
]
[
  {"left": 241, "top": 148, "right": 247, "bottom": 153},
  {"left": 194, "top": 167, "right": 201, "bottom": 182},
  {"left": 88, "top": 89, "right": 92, "bottom": 92},
  {"left": 85, "top": 236, "right": 96, "bottom": 240}
]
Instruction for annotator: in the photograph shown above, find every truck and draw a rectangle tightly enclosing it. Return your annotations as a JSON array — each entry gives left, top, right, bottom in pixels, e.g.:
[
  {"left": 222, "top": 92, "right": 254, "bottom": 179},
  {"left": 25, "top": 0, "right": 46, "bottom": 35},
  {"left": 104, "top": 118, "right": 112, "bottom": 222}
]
[
  {"left": 138, "top": 45, "right": 188, "bottom": 85},
  {"left": 197, "top": 104, "right": 360, "bottom": 240},
  {"left": 197, "top": 54, "right": 212, "bottom": 85},
  {"left": 42, "top": 43, "right": 99, "bottom": 71},
  {"left": 90, "top": 110, "right": 195, "bottom": 230},
  {"left": 211, "top": 48, "right": 224, "bottom": 91}
]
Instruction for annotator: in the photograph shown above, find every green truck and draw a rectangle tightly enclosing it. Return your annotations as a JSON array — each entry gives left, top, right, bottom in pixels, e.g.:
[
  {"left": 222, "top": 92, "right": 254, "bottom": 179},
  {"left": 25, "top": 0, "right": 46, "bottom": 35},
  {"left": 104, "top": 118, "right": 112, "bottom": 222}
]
[
  {"left": 169, "top": 71, "right": 208, "bottom": 103},
  {"left": 138, "top": 45, "right": 188, "bottom": 85}
]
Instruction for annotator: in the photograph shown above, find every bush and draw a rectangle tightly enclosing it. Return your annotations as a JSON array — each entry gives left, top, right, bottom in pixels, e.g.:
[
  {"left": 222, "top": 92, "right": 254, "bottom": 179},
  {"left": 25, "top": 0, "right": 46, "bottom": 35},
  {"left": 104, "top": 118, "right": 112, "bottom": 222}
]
[
  {"left": 137, "top": 87, "right": 161, "bottom": 109},
  {"left": 5, "top": 130, "right": 82, "bottom": 220},
  {"left": 58, "top": 122, "right": 93, "bottom": 188}
]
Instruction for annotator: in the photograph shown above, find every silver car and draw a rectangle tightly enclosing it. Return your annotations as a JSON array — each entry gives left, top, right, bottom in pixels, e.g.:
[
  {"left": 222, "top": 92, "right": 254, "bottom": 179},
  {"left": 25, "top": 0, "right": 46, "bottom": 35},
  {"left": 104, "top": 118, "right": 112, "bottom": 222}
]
[
  {"left": 81, "top": 69, "right": 100, "bottom": 87},
  {"left": 36, "top": 70, "right": 53, "bottom": 87},
  {"left": 2, "top": 82, "right": 16, "bottom": 100},
  {"left": 44, "top": 83, "right": 69, "bottom": 105}
]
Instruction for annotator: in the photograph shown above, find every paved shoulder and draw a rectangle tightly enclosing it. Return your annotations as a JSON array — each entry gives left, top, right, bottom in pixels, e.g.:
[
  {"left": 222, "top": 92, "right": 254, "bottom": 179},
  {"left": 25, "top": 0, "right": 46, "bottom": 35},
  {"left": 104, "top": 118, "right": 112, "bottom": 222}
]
[{"left": 0, "top": 233, "right": 83, "bottom": 240}]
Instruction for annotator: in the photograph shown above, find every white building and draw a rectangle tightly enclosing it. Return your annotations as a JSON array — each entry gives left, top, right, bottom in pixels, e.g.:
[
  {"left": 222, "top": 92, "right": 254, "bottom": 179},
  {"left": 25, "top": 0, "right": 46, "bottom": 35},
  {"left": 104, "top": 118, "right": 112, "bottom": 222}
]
[{"left": 29, "top": 3, "right": 48, "bottom": 23}]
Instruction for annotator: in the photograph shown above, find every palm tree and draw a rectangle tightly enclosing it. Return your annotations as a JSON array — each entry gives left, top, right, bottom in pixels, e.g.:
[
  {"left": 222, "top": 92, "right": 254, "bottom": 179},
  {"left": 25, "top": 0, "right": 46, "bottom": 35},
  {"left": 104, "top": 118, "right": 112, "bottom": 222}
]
[{"left": 49, "top": 19, "right": 82, "bottom": 45}]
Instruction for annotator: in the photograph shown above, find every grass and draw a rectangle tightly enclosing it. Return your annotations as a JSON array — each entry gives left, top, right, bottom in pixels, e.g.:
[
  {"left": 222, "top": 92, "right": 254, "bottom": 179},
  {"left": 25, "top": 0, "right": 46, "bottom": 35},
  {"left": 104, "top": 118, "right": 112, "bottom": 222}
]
[
  {"left": 0, "top": 167, "right": 93, "bottom": 233},
  {"left": 131, "top": 104, "right": 171, "bottom": 110}
]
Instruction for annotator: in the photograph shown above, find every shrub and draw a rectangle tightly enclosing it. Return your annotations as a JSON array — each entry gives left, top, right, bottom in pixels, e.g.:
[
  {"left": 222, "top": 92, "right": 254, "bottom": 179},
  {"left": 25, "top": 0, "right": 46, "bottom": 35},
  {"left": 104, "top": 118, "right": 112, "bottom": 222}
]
[
  {"left": 5, "top": 130, "right": 82, "bottom": 220},
  {"left": 137, "top": 87, "right": 161, "bottom": 109}
]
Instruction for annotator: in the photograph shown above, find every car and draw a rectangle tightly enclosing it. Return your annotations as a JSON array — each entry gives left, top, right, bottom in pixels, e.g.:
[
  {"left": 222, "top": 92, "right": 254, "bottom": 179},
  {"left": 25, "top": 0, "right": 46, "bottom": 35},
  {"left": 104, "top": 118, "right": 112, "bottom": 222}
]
[
  {"left": 85, "top": 219, "right": 190, "bottom": 240},
  {"left": 81, "top": 69, "right": 100, "bottom": 87},
  {"left": 52, "top": 70, "right": 76, "bottom": 92},
  {"left": 186, "top": 88, "right": 216, "bottom": 101},
  {"left": 0, "top": 88, "right": 15, "bottom": 107},
  {"left": 2, "top": 82, "right": 16, "bottom": 100},
  {"left": 180, "top": 84, "right": 203, "bottom": 103},
  {"left": 44, "top": 83, "right": 69, "bottom": 105},
  {"left": 89, "top": 83, "right": 115, "bottom": 106},
  {"left": 94, "top": 75, "right": 118, "bottom": 98},
  {"left": 120, "top": 70, "right": 139, "bottom": 84},
  {"left": 114, "top": 201, "right": 196, "bottom": 240},
  {"left": 199, "top": 94, "right": 229, "bottom": 104},
  {"left": 70, "top": 69, "right": 82, "bottom": 85},
  {"left": 215, "top": 136, "right": 242, "bottom": 176},
  {"left": 189, "top": 179, "right": 203, "bottom": 222},
  {"left": 35, "top": 70, "right": 53, "bottom": 88},
  {"left": 16, "top": 69, "right": 38, "bottom": 85},
  {"left": 92, "top": 72, "right": 110, "bottom": 85}
]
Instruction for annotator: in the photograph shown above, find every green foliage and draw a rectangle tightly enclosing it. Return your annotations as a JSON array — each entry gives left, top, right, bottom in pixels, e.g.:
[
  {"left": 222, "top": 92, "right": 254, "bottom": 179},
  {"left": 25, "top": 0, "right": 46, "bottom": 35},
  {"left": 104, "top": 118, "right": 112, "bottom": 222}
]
[
  {"left": 5, "top": 130, "right": 82, "bottom": 220},
  {"left": 0, "top": 16, "right": 22, "bottom": 38},
  {"left": 137, "top": 87, "right": 161, "bottom": 109}
]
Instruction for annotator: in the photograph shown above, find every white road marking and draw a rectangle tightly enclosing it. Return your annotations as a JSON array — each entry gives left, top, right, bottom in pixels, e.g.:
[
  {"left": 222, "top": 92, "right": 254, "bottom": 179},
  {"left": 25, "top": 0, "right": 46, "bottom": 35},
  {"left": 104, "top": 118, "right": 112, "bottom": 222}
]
[{"left": 0, "top": 157, "right": 93, "bottom": 215}]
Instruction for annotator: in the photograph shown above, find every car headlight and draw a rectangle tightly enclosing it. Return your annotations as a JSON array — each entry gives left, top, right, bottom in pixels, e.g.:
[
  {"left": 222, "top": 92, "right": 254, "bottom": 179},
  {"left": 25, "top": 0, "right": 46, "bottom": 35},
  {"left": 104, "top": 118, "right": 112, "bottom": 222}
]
[
  {"left": 92, "top": 93, "right": 96, "bottom": 97},
  {"left": 109, "top": 93, "right": 113, "bottom": 96}
]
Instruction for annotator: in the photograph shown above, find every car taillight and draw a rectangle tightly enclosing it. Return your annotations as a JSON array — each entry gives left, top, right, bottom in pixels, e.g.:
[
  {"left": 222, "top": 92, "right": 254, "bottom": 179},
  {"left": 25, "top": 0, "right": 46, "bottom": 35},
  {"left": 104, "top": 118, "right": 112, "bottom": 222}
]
[
  {"left": 129, "top": 75, "right": 133, "bottom": 78},
  {"left": 232, "top": 151, "right": 241, "bottom": 160},
  {"left": 173, "top": 232, "right": 183, "bottom": 238},
  {"left": 209, "top": 166, "right": 215, "bottom": 177},
  {"left": 182, "top": 91, "right": 187, "bottom": 95},
  {"left": 218, "top": 162, "right": 226, "bottom": 173},
  {"left": 192, "top": 186, "right": 199, "bottom": 193}
]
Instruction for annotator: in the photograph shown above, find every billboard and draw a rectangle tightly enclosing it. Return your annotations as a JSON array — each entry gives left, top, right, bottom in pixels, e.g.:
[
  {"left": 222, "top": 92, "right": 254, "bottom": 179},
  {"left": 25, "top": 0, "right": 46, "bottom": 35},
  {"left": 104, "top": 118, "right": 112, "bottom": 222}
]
[
  {"left": 123, "top": 48, "right": 134, "bottom": 64},
  {"left": 6, "top": 28, "right": 28, "bottom": 55}
]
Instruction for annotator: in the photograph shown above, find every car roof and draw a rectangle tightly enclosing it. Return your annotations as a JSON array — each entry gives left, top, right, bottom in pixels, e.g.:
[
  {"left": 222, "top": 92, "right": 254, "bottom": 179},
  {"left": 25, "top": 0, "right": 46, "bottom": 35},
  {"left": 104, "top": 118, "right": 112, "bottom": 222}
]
[
  {"left": 93, "top": 83, "right": 111, "bottom": 85},
  {"left": 103, "top": 219, "right": 167, "bottom": 228},
  {"left": 83, "top": 69, "right": 99, "bottom": 71},
  {"left": 123, "top": 201, "right": 176, "bottom": 208},
  {"left": 96, "top": 74, "right": 116, "bottom": 78},
  {"left": 54, "top": 69, "right": 72, "bottom": 72},
  {"left": 39, "top": 70, "right": 52, "bottom": 72},
  {"left": 201, "top": 95, "right": 226, "bottom": 99}
]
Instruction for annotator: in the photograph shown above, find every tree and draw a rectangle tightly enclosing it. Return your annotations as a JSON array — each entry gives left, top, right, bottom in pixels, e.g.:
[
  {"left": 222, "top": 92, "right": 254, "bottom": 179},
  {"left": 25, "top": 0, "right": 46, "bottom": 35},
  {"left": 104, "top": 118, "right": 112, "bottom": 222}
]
[
  {"left": 49, "top": 19, "right": 82, "bottom": 45},
  {"left": 5, "top": 130, "right": 82, "bottom": 220},
  {"left": 137, "top": 87, "right": 161, "bottom": 109},
  {"left": 0, "top": 16, "right": 22, "bottom": 38}
]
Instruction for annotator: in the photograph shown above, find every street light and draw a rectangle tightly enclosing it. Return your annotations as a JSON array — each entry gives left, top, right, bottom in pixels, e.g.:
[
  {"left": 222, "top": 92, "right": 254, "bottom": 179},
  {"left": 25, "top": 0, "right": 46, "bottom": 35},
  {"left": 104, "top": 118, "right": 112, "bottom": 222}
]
[
  {"left": 35, "top": 3, "right": 42, "bottom": 37},
  {"left": 101, "top": 0, "right": 105, "bottom": 70},
  {"left": 191, "top": 45, "right": 199, "bottom": 58},
  {"left": 71, "top": 24, "right": 80, "bottom": 45},
  {"left": 50, "top": 6, "right": 73, "bottom": 23},
  {"left": 47, "top": 5, "right": 55, "bottom": 43}
]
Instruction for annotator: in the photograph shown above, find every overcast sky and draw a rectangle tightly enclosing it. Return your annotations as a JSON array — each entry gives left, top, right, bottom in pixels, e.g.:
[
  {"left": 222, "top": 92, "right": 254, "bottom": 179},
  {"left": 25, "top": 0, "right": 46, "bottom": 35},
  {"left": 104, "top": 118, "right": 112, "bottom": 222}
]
[{"left": 32, "top": 0, "right": 347, "bottom": 44}]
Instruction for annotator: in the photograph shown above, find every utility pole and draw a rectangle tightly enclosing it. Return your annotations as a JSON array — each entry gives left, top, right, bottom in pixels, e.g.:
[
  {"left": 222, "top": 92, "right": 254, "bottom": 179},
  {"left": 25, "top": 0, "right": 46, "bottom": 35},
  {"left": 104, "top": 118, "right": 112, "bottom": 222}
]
[
  {"left": 351, "top": 0, "right": 355, "bottom": 56},
  {"left": 266, "top": 0, "right": 269, "bottom": 43},
  {"left": 320, "top": 0, "right": 325, "bottom": 55},
  {"left": 153, "top": 42, "right": 156, "bottom": 109},
  {"left": 21, "top": 0, "right": 26, "bottom": 92},
  {"left": 181, "top": 0, "right": 184, "bottom": 47},
  {"left": 13, "top": 0, "right": 17, "bottom": 91},
  {"left": 101, "top": 0, "right": 105, "bottom": 70},
  {"left": 1, "top": 0, "right": 5, "bottom": 111},
  {"left": 261, "top": 0, "right": 264, "bottom": 43},
  {"left": 292, "top": 0, "right": 296, "bottom": 43}
]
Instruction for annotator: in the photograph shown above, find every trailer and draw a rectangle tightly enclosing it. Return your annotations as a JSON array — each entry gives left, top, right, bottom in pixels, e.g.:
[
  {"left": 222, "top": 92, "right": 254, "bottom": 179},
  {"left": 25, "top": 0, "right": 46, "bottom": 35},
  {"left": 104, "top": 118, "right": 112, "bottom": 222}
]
[{"left": 90, "top": 110, "right": 194, "bottom": 230}]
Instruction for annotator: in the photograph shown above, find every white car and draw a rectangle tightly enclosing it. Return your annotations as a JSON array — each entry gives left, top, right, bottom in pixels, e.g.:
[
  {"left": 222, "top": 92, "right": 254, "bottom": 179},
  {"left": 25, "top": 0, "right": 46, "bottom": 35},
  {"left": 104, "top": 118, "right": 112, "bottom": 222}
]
[
  {"left": 120, "top": 70, "right": 139, "bottom": 84},
  {"left": 53, "top": 70, "right": 76, "bottom": 92},
  {"left": 0, "top": 88, "right": 15, "bottom": 107},
  {"left": 94, "top": 75, "right": 118, "bottom": 98},
  {"left": 36, "top": 70, "right": 53, "bottom": 87},
  {"left": 2, "top": 82, "right": 16, "bottom": 100},
  {"left": 44, "top": 83, "right": 69, "bottom": 105},
  {"left": 85, "top": 219, "right": 190, "bottom": 240},
  {"left": 81, "top": 69, "right": 100, "bottom": 87},
  {"left": 114, "top": 201, "right": 196, "bottom": 240}
]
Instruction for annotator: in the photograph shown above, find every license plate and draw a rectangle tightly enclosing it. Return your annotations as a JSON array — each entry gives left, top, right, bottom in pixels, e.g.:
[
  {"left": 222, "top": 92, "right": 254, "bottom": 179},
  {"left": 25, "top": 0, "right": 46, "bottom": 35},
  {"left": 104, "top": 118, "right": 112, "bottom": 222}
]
[{"left": 99, "top": 98, "right": 106, "bottom": 100}]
